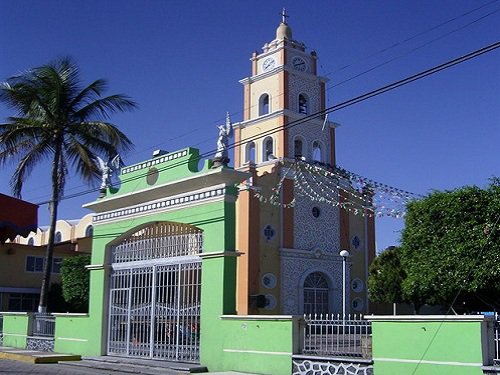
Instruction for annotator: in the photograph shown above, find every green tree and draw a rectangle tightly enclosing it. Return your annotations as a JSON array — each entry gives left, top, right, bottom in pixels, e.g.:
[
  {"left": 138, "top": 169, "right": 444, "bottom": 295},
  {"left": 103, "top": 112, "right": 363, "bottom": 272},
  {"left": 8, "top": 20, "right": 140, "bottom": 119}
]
[
  {"left": 368, "top": 246, "right": 407, "bottom": 305},
  {"left": 0, "top": 58, "right": 135, "bottom": 312},
  {"left": 60, "top": 255, "right": 91, "bottom": 312},
  {"left": 400, "top": 180, "right": 500, "bottom": 312}
]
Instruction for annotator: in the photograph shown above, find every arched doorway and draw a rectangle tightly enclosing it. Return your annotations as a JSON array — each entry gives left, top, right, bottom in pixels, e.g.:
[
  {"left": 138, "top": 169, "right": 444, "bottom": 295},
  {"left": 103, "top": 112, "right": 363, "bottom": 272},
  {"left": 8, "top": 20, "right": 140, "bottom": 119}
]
[{"left": 107, "top": 222, "right": 202, "bottom": 362}]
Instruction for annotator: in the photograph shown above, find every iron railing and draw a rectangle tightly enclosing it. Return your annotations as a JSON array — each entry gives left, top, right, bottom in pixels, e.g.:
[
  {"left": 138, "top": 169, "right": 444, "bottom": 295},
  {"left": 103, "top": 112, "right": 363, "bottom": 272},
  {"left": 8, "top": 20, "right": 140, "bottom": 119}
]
[
  {"left": 301, "top": 314, "right": 372, "bottom": 358},
  {"left": 31, "top": 313, "right": 55, "bottom": 337},
  {"left": 494, "top": 313, "right": 500, "bottom": 366}
]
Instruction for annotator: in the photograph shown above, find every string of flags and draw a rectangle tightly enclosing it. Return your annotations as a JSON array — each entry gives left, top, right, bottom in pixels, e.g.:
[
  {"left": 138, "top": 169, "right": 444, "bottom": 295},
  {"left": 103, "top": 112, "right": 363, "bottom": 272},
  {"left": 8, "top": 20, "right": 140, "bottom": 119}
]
[{"left": 252, "top": 160, "right": 420, "bottom": 218}]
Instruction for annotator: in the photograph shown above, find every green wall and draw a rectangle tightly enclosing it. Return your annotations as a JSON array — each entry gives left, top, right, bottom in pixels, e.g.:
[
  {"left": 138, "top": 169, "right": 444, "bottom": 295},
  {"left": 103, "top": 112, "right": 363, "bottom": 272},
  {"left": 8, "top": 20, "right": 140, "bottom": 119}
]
[
  {"left": 2, "top": 313, "right": 30, "bottom": 348},
  {"left": 54, "top": 147, "right": 242, "bottom": 357},
  {"left": 371, "top": 316, "right": 490, "bottom": 375},
  {"left": 201, "top": 316, "right": 297, "bottom": 375}
]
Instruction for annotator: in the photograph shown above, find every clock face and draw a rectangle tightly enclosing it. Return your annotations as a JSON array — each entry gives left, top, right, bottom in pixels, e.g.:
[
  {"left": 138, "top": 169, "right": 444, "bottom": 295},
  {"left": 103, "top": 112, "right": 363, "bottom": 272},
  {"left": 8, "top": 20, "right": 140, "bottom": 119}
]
[
  {"left": 262, "top": 57, "right": 276, "bottom": 72},
  {"left": 292, "top": 56, "right": 307, "bottom": 72}
]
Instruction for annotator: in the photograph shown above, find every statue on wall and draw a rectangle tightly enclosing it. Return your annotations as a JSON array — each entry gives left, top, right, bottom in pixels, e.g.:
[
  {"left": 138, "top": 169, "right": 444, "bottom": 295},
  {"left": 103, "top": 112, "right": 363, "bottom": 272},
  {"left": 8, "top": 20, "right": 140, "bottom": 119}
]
[
  {"left": 96, "top": 154, "right": 122, "bottom": 196},
  {"left": 213, "top": 112, "right": 233, "bottom": 167}
]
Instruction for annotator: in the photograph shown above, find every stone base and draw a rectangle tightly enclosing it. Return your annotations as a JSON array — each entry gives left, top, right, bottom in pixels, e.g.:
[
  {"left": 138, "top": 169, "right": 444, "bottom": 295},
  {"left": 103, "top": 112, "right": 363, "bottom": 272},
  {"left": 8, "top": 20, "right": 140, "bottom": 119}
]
[{"left": 212, "top": 157, "right": 230, "bottom": 168}]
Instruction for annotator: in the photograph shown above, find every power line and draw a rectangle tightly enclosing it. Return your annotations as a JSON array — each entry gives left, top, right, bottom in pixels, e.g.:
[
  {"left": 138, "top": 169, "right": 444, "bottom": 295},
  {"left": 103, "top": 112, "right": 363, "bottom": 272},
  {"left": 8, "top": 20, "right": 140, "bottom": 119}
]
[{"left": 34, "top": 40, "right": 500, "bottom": 206}]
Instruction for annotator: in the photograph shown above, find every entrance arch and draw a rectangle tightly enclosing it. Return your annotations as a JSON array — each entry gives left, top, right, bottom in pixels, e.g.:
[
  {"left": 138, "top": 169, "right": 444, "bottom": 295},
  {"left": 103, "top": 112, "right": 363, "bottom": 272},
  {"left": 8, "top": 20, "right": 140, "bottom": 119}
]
[{"left": 107, "top": 222, "right": 202, "bottom": 362}]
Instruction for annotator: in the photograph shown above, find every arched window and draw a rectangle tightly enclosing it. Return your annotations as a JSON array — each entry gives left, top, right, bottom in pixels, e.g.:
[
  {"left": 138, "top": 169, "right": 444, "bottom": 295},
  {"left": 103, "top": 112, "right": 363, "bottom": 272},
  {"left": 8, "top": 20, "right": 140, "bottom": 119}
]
[
  {"left": 263, "top": 137, "right": 274, "bottom": 161},
  {"left": 85, "top": 225, "right": 94, "bottom": 237},
  {"left": 54, "top": 231, "right": 62, "bottom": 244},
  {"left": 259, "top": 94, "right": 270, "bottom": 116},
  {"left": 294, "top": 137, "right": 304, "bottom": 158},
  {"left": 303, "top": 272, "right": 329, "bottom": 315},
  {"left": 27, "top": 237, "right": 34, "bottom": 246},
  {"left": 312, "top": 140, "right": 322, "bottom": 162},
  {"left": 298, "top": 94, "right": 308, "bottom": 115},
  {"left": 246, "top": 141, "right": 256, "bottom": 163}
]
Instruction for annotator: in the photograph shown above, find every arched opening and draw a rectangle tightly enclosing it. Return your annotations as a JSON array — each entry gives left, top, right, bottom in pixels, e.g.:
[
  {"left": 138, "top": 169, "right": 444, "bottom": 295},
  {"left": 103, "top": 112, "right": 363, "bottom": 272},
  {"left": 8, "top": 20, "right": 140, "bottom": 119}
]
[
  {"left": 27, "top": 237, "right": 34, "bottom": 246},
  {"left": 312, "top": 140, "right": 322, "bottom": 162},
  {"left": 54, "top": 231, "right": 62, "bottom": 243},
  {"left": 259, "top": 94, "right": 270, "bottom": 116},
  {"left": 85, "top": 225, "right": 94, "bottom": 237},
  {"left": 246, "top": 141, "right": 256, "bottom": 163},
  {"left": 298, "top": 94, "right": 308, "bottom": 115},
  {"left": 294, "top": 137, "right": 304, "bottom": 158},
  {"left": 263, "top": 137, "right": 274, "bottom": 161},
  {"left": 303, "top": 272, "right": 330, "bottom": 315},
  {"left": 108, "top": 222, "right": 202, "bottom": 362}
]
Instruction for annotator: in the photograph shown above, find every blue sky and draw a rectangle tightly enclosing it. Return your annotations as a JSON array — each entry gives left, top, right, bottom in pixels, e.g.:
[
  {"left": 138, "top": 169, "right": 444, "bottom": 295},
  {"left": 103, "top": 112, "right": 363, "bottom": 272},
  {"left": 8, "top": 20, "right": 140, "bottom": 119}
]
[{"left": 1, "top": 0, "right": 499, "bottom": 251}]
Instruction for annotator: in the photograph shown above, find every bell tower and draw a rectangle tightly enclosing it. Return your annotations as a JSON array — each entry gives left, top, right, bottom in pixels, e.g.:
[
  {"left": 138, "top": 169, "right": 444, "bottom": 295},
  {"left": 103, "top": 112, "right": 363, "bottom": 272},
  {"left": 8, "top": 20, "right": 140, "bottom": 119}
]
[
  {"left": 233, "top": 12, "right": 374, "bottom": 317},
  {"left": 233, "top": 9, "right": 337, "bottom": 168}
]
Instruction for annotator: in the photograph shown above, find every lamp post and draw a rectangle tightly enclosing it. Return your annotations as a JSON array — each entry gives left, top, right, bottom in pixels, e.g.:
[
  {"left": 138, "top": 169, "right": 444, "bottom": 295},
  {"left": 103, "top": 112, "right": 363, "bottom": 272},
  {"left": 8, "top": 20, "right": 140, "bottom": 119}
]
[{"left": 340, "top": 250, "right": 350, "bottom": 325}]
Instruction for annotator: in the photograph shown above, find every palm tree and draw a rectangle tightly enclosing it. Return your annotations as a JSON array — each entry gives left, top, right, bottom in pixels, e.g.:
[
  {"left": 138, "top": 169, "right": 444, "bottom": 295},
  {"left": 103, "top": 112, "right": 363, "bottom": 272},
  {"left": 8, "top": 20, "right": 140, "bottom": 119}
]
[{"left": 0, "top": 58, "right": 136, "bottom": 313}]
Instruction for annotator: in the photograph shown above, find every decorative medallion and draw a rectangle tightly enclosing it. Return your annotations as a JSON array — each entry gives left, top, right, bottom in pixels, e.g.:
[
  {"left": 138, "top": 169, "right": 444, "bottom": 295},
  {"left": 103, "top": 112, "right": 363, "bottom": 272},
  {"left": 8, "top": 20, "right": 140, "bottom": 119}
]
[
  {"left": 265, "top": 294, "right": 277, "bottom": 310},
  {"left": 262, "top": 273, "right": 277, "bottom": 289},
  {"left": 263, "top": 225, "right": 275, "bottom": 241},
  {"left": 352, "top": 297, "right": 364, "bottom": 311},
  {"left": 351, "top": 278, "right": 364, "bottom": 293},
  {"left": 351, "top": 235, "right": 361, "bottom": 251}
]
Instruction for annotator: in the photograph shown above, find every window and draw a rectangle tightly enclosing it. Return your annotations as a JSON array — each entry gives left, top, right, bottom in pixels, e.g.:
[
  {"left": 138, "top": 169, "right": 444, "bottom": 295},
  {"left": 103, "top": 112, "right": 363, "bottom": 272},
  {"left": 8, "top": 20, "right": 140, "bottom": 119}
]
[
  {"left": 259, "top": 94, "right": 270, "bottom": 116},
  {"left": 263, "top": 137, "right": 274, "bottom": 161},
  {"left": 85, "top": 225, "right": 94, "bottom": 237},
  {"left": 54, "top": 231, "right": 62, "bottom": 243},
  {"left": 312, "top": 141, "right": 322, "bottom": 162},
  {"left": 299, "top": 94, "right": 308, "bottom": 114},
  {"left": 26, "top": 256, "right": 44, "bottom": 272},
  {"left": 27, "top": 237, "right": 34, "bottom": 246},
  {"left": 294, "top": 138, "right": 303, "bottom": 158},
  {"left": 246, "top": 141, "right": 256, "bottom": 163},
  {"left": 303, "top": 272, "right": 330, "bottom": 314},
  {"left": 52, "top": 257, "right": 63, "bottom": 274},
  {"left": 8, "top": 293, "right": 39, "bottom": 312},
  {"left": 26, "top": 256, "right": 63, "bottom": 274}
]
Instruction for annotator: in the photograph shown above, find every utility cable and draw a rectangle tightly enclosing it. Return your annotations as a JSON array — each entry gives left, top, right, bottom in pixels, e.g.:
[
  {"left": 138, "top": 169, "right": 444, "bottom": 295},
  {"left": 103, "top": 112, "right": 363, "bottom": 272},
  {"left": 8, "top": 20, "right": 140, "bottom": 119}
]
[{"left": 33, "top": 40, "right": 500, "bottom": 206}]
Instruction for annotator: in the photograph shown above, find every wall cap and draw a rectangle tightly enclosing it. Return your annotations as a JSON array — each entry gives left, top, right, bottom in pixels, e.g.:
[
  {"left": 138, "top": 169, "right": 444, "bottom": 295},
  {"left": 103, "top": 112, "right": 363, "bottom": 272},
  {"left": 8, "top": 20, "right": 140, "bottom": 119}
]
[
  {"left": 0, "top": 312, "right": 30, "bottom": 316},
  {"left": 366, "top": 314, "right": 493, "bottom": 322},
  {"left": 220, "top": 315, "right": 299, "bottom": 321},
  {"left": 292, "top": 354, "right": 373, "bottom": 365},
  {"left": 52, "top": 313, "right": 89, "bottom": 317}
]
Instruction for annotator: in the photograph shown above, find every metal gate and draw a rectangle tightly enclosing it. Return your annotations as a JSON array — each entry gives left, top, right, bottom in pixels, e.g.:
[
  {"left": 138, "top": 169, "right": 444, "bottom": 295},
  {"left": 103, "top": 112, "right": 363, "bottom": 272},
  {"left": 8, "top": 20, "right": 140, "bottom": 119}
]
[{"left": 107, "top": 223, "right": 202, "bottom": 362}]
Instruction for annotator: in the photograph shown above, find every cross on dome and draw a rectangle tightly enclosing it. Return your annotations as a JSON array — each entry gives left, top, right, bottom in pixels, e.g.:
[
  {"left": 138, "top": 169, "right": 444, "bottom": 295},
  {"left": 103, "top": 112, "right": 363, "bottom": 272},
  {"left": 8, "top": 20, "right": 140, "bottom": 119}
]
[{"left": 281, "top": 8, "right": 289, "bottom": 24}]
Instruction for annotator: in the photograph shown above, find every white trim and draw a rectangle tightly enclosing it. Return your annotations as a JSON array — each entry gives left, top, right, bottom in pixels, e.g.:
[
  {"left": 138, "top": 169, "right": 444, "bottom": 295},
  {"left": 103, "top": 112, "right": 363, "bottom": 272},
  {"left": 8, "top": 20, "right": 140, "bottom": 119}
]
[
  {"left": 367, "top": 314, "right": 490, "bottom": 322},
  {"left": 374, "top": 357, "right": 482, "bottom": 367},
  {"left": 223, "top": 348, "right": 291, "bottom": 356},
  {"left": 3, "top": 333, "right": 27, "bottom": 337},
  {"left": 220, "top": 315, "right": 296, "bottom": 321},
  {"left": 56, "top": 337, "right": 89, "bottom": 342}
]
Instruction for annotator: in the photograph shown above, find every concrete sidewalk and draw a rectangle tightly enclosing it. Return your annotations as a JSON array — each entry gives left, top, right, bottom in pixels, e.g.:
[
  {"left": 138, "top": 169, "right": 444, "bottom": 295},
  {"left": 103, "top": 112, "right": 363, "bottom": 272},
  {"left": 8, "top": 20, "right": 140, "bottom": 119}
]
[{"left": 0, "top": 346, "right": 256, "bottom": 374}]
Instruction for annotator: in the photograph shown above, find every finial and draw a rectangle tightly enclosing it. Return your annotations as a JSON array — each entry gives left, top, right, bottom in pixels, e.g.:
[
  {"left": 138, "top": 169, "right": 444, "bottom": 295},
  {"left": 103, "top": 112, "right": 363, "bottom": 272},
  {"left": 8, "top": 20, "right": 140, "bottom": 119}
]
[{"left": 281, "top": 8, "right": 289, "bottom": 24}]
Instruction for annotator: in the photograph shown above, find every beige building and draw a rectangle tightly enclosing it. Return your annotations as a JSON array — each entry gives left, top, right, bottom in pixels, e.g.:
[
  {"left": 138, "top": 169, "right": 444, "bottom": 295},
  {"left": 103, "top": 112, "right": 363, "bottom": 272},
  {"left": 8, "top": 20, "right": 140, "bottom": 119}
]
[{"left": 2, "top": 214, "right": 93, "bottom": 311}]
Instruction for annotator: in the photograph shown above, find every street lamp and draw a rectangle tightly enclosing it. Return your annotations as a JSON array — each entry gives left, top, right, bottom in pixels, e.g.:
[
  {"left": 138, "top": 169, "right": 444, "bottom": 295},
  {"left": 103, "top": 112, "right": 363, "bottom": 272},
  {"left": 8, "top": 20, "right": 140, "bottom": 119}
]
[{"left": 340, "top": 250, "right": 350, "bottom": 323}]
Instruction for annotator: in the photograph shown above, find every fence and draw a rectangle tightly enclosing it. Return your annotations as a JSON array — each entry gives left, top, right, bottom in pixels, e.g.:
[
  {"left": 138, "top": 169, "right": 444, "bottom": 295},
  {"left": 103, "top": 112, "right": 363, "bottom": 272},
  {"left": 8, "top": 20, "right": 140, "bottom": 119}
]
[
  {"left": 301, "top": 314, "right": 372, "bottom": 358},
  {"left": 495, "top": 313, "right": 500, "bottom": 366},
  {"left": 31, "top": 313, "right": 55, "bottom": 337}
]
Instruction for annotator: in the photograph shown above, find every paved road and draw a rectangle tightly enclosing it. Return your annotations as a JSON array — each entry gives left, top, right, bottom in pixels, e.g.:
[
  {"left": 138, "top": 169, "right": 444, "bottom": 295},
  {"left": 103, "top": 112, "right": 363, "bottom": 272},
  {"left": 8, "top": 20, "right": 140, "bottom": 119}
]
[{"left": 0, "top": 359, "right": 121, "bottom": 375}]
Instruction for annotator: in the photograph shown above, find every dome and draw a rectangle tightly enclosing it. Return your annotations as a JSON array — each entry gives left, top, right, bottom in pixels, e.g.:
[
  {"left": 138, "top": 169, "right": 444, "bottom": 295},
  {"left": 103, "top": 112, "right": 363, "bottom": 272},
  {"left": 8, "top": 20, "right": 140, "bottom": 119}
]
[{"left": 276, "top": 22, "right": 292, "bottom": 40}]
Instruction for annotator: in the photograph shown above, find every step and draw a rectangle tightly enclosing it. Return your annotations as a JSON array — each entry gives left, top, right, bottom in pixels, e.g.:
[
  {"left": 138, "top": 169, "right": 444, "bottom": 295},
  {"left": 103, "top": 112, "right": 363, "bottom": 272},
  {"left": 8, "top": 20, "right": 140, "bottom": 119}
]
[{"left": 60, "top": 356, "right": 207, "bottom": 374}]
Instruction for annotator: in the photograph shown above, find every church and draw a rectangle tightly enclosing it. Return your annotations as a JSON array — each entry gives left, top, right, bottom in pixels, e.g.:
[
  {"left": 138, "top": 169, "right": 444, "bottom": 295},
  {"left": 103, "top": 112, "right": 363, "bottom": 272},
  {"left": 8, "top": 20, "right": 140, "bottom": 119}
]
[{"left": 5, "top": 13, "right": 375, "bottom": 371}]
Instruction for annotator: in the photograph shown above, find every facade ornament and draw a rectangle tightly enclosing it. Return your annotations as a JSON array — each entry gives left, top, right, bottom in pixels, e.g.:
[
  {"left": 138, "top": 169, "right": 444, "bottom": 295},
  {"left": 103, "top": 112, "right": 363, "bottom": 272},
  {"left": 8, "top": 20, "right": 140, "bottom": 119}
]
[
  {"left": 96, "top": 154, "right": 121, "bottom": 196},
  {"left": 213, "top": 112, "right": 232, "bottom": 167}
]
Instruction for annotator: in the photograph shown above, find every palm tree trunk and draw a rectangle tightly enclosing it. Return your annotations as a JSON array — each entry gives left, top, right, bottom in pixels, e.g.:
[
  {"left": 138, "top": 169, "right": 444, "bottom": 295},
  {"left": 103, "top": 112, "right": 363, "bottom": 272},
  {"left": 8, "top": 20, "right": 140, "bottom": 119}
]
[{"left": 38, "top": 146, "right": 62, "bottom": 313}]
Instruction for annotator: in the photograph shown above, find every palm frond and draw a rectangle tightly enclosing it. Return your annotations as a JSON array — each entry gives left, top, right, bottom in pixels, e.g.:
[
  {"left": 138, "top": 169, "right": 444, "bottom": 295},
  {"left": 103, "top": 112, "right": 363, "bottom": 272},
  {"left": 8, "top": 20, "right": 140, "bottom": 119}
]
[{"left": 73, "top": 94, "right": 137, "bottom": 121}]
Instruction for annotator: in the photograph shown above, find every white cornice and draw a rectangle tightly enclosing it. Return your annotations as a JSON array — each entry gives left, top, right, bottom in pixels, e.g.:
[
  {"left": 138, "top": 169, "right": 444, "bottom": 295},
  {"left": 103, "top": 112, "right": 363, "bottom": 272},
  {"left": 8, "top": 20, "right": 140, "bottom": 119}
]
[
  {"left": 239, "top": 65, "right": 328, "bottom": 86},
  {"left": 84, "top": 167, "right": 248, "bottom": 213}
]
